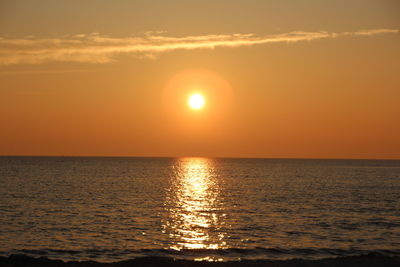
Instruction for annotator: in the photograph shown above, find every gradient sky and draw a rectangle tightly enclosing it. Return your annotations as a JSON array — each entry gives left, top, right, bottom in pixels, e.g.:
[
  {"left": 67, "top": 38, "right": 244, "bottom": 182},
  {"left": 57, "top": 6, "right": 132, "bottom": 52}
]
[{"left": 0, "top": 0, "right": 399, "bottom": 159}]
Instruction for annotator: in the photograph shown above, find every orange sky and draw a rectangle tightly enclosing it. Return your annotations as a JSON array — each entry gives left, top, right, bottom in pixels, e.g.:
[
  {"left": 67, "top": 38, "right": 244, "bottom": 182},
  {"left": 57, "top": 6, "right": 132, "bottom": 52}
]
[{"left": 0, "top": 0, "right": 399, "bottom": 159}]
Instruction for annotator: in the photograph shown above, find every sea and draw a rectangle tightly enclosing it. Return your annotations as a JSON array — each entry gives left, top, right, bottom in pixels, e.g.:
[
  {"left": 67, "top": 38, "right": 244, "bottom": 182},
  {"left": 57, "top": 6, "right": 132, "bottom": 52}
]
[{"left": 0, "top": 156, "right": 399, "bottom": 263}]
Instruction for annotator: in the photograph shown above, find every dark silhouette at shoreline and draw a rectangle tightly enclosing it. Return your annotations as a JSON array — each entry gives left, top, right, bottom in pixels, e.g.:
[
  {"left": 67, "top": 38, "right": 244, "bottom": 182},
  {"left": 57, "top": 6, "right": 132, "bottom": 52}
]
[{"left": 1, "top": 253, "right": 400, "bottom": 267}]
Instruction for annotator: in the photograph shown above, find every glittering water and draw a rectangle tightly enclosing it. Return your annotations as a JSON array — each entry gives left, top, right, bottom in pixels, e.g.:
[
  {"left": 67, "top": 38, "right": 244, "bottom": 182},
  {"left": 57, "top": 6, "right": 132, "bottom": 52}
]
[{"left": 0, "top": 157, "right": 399, "bottom": 262}]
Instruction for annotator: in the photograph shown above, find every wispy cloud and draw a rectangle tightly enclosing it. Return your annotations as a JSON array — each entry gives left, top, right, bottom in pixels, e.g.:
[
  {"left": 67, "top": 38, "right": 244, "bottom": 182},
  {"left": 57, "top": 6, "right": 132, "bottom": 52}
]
[
  {"left": 0, "top": 69, "right": 95, "bottom": 75},
  {"left": 0, "top": 29, "right": 397, "bottom": 65}
]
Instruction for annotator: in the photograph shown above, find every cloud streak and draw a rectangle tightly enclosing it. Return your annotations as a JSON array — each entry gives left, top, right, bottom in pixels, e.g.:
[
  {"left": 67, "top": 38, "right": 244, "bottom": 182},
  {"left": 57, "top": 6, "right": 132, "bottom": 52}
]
[{"left": 0, "top": 29, "right": 397, "bottom": 65}]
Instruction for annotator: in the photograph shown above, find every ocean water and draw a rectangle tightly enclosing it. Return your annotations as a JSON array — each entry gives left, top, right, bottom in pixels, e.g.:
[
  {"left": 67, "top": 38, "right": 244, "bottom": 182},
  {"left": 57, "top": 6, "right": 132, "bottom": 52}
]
[{"left": 0, "top": 157, "right": 399, "bottom": 262}]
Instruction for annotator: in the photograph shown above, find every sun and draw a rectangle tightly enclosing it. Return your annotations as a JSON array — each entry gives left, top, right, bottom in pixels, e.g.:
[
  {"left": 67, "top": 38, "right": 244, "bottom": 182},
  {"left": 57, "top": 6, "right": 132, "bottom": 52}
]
[{"left": 188, "top": 93, "right": 205, "bottom": 110}]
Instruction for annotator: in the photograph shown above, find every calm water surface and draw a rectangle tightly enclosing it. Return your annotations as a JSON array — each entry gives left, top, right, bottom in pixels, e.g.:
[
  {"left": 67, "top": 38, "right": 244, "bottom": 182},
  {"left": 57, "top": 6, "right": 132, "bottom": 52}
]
[{"left": 0, "top": 157, "right": 399, "bottom": 262}]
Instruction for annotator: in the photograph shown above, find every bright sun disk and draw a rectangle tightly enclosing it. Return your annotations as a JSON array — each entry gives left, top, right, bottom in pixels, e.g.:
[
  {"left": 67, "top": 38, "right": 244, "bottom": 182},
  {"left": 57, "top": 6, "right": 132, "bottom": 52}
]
[{"left": 188, "top": 93, "right": 205, "bottom": 110}]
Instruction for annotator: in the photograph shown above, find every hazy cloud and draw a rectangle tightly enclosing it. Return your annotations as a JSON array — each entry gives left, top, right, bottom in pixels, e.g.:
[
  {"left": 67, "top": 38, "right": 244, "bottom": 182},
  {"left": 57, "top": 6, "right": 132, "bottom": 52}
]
[{"left": 0, "top": 29, "right": 397, "bottom": 65}]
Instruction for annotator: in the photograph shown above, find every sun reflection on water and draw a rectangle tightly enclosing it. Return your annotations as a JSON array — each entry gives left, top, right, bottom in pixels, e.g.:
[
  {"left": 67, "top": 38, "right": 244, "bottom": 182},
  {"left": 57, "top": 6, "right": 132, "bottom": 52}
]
[{"left": 163, "top": 158, "right": 226, "bottom": 253}]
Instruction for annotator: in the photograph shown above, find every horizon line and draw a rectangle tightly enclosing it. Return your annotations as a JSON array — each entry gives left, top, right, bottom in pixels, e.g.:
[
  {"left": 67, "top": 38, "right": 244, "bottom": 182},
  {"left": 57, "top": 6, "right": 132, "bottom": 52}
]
[{"left": 1, "top": 154, "right": 399, "bottom": 161}]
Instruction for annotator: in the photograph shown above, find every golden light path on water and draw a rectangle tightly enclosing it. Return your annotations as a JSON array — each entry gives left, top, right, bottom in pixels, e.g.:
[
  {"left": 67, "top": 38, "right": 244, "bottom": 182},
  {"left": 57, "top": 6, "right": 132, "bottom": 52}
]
[{"left": 162, "top": 158, "right": 227, "bottom": 261}]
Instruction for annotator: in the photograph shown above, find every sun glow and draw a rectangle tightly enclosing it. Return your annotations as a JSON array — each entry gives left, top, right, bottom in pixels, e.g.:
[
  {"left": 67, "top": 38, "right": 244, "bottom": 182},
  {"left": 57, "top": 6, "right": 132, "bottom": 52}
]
[{"left": 188, "top": 93, "right": 205, "bottom": 110}]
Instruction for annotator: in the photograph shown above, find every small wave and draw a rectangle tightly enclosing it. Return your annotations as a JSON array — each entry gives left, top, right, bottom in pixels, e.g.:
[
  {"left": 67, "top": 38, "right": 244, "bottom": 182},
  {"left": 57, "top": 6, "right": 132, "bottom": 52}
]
[
  {"left": 1, "top": 253, "right": 400, "bottom": 266},
  {"left": 2, "top": 247, "right": 400, "bottom": 262}
]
